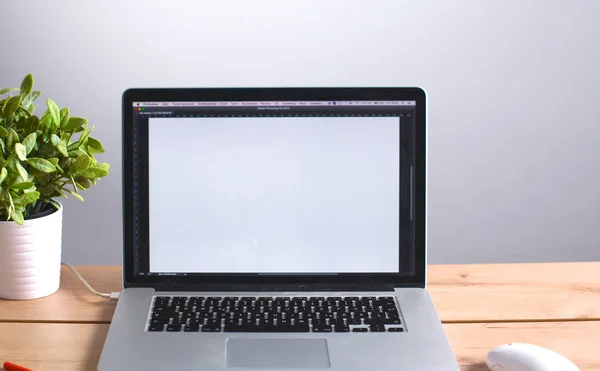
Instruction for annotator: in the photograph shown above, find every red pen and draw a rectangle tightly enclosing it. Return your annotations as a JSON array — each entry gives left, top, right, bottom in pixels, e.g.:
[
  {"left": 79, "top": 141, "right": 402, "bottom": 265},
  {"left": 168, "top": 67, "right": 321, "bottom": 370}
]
[{"left": 3, "top": 361, "right": 33, "bottom": 371}]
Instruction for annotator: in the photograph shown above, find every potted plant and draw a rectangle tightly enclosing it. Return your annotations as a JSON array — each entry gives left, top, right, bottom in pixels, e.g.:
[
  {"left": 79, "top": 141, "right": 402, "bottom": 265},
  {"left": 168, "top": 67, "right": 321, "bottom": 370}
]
[{"left": 0, "top": 74, "right": 109, "bottom": 300}]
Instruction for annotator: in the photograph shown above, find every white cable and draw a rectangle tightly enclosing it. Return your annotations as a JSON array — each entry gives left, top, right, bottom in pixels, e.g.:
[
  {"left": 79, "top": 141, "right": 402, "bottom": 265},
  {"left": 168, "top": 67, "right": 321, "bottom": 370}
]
[{"left": 61, "top": 262, "right": 119, "bottom": 300}]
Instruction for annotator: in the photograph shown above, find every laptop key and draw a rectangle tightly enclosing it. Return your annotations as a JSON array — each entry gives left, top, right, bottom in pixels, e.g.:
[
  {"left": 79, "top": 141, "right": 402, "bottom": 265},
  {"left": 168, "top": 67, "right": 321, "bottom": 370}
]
[
  {"left": 363, "top": 318, "right": 401, "bottom": 325},
  {"left": 170, "top": 320, "right": 183, "bottom": 328},
  {"left": 312, "top": 325, "right": 332, "bottom": 333},
  {"left": 148, "top": 324, "right": 164, "bottom": 332},
  {"left": 262, "top": 324, "right": 310, "bottom": 332},
  {"left": 205, "top": 319, "right": 221, "bottom": 327},
  {"left": 201, "top": 326, "right": 221, "bottom": 332},
  {"left": 347, "top": 318, "right": 362, "bottom": 325},
  {"left": 184, "top": 324, "right": 200, "bottom": 332},
  {"left": 187, "top": 318, "right": 200, "bottom": 326},
  {"left": 224, "top": 324, "right": 309, "bottom": 332},
  {"left": 166, "top": 324, "right": 182, "bottom": 332},
  {"left": 172, "top": 297, "right": 187, "bottom": 305},
  {"left": 330, "top": 317, "right": 345, "bottom": 326},
  {"left": 388, "top": 311, "right": 400, "bottom": 319},
  {"left": 312, "top": 318, "right": 327, "bottom": 326},
  {"left": 369, "top": 324, "right": 386, "bottom": 332},
  {"left": 388, "top": 327, "right": 404, "bottom": 332},
  {"left": 352, "top": 327, "right": 368, "bottom": 332}
]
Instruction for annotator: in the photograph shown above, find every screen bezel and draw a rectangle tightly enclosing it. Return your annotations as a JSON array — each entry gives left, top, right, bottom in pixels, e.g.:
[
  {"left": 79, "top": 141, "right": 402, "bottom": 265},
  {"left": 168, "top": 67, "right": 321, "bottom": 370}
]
[{"left": 122, "top": 87, "right": 426, "bottom": 289}]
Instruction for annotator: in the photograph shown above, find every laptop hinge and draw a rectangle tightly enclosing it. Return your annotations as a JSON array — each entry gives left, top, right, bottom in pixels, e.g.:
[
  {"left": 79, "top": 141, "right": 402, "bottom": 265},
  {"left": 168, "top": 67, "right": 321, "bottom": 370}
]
[{"left": 154, "top": 283, "right": 396, "bottom": 292}]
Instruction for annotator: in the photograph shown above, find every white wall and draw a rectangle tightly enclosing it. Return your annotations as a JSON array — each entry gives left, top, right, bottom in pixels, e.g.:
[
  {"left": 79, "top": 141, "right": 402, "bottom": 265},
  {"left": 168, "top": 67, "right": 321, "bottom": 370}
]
[{"left": 1, "top": 0, "right": 599, "bottom": 265}]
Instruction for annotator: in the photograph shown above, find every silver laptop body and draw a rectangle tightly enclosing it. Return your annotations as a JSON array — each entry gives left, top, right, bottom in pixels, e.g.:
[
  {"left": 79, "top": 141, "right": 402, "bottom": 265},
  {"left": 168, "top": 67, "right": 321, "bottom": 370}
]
[{"left": 98, "top": 87, "right": 459, "bottom": 370}]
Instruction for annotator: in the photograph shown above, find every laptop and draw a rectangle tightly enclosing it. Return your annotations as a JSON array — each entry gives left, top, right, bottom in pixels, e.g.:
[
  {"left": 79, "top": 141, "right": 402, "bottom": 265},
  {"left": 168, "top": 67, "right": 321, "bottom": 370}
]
[{"left": 98, "top": 87, "right": 459, "bottom": 370}]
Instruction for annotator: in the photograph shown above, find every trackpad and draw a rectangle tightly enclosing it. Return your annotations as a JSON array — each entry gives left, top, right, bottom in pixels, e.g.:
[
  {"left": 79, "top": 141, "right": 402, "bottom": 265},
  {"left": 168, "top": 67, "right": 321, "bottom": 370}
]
[{"left": 226, "top": 339, "right": 330, "bottom": 368}]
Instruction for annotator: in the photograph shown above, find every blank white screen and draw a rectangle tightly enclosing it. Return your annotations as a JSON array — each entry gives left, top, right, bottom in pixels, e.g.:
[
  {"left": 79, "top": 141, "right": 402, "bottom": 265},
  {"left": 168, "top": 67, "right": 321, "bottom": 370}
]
[{"left": 148, "top": 116, "right": 400, "bottom": 273}]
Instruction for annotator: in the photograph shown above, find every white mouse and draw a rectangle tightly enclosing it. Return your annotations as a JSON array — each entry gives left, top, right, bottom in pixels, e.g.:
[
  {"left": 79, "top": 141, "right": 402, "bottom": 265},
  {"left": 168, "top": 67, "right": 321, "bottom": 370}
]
[{"left": 486, "top": 342, "right": 580, "bottom": 371}]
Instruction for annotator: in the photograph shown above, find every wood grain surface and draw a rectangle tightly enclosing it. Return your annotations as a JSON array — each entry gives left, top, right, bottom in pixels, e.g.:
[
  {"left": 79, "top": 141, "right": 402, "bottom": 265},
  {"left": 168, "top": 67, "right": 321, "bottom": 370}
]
[
  {"left": 428, "top": 262, "right": 600, "bottom": 322},
  {"left": 0, "top": 266, "right": 121, "bottom": 323},
  {"left": 1, "top": 263, "right": 599, "bottom": 323}
]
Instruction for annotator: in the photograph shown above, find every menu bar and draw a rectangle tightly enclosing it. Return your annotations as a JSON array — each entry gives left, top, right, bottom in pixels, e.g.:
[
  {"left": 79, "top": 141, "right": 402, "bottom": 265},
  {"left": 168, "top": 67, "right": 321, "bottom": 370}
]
[{"left": 133, "top": 100, "right": 415, "bottom": 107}]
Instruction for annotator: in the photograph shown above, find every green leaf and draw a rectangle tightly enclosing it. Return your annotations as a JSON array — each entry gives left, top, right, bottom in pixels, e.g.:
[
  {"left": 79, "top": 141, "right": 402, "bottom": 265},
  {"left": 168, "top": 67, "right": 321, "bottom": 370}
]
[
  {"left": 10, "top": 182, "right": 34, "bottom": 190},
  {"left": 96, "top": 162, "right": 110, "bottom": 172},
  {"left": 66, "top": 188, "right": 84, "bottom": 202},
  {"left": 57, "top": 142, "right": 68, "bottom": 157},
  {"left": 68, "top": 148, "right": 84, "bottom": 158},
  {"left": 46, "top": 99, "right": 60, "bottom": 128},
  {"left": 74, "top": 175, "right": 91, "bottom": 189},
  {"left": 75, "top": 153, "right": 91, "bottom": 172},
  {"left": 7, "top": 129, "right": 18, "bottom": 149},
  {"left": 63, "top": 117, "right": 87, "bottom": 131},
  {"left": 70, "top": 175, "right": 78, "bottom": 193},
  {"left": 79, "top": 166, "right": 109, "bottom": 178},
  {"left": 15, "top": 161, "right": 28, "bottom": 181},
  {"left": 28, "top": 116, "right": 39, "bottom": 132},
  {"left": 12, "top": 209, "right": 24, "bottom": 225},
  {"left": 0, "top": 97, "right": 8, "bottom": 111},
  {"left": 15, "top": 115, "right": 29, "bottom": 129},
  {"left": 20, "top": 74, "right": 34, "bottom": 95},
  {"left": 50, "top": 133, "right": 61, "bottom": 147},
  {"left": 80, "top": 124, "right": 94, "bottom": 145},
  {"left": 6, "top": 197, "right": 13, "bottom": 220},
  {"left": 14, "top": 143, "right": 27, "bottom": 161},
  {"left": 0, "top": 126, "right": 7, "bottom": 137},
  {"left": 86, "top": 137, "right": 104, "bottom": 154},
  {"left": 0, "top": 167, "right": 7, "bottom": 184},
  {"left": 22, "top": 133, "right": 36, "bottom": 154},
  {"left": 39, "top": 113, "right": 52, "bottom": 140},
  {"left": 0, "top": 87, "right": 19, "bottom": 96},
  {"left": 4, "top": 95, "right": 22, "bottom": 117},
  {"left": 21, "top": 90, "right": 41, "bottom": 108},
  {"left": 79, "top": 142, "right": 88, "bottom": 154},
  {"left": 60, "top": 107, "right": 70, "bottom": 128},
  {"left": 59, "top": 157, "right": 71, "bottom": 169},
  {"left": 14, "top": 191, "right": 40, "bottom": 206},
  {"left": 26, "top": 158, "right": 56, "bottom": 173},
  {"left": 48, "top": 157, "right": 59, "bottom": 166}
]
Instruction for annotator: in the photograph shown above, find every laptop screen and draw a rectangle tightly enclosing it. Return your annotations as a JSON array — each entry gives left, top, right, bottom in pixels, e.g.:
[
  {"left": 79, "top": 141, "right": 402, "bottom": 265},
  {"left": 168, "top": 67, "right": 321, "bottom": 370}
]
[{"left": 126, "top": 93, "right": 421, "bottom": 282}]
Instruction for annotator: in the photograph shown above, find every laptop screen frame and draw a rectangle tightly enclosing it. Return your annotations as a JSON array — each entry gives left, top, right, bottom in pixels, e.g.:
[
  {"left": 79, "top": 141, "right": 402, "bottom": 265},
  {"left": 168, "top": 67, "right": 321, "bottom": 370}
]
[{"left": 121, "top": 87, "right": 426, "bottom": 289}]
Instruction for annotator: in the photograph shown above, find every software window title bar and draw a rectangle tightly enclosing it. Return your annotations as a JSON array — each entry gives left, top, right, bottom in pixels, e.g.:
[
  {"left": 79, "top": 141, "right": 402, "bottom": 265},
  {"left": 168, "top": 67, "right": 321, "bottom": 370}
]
[{"left": 133, "top": 101, "right": 416, "bottom": 107}]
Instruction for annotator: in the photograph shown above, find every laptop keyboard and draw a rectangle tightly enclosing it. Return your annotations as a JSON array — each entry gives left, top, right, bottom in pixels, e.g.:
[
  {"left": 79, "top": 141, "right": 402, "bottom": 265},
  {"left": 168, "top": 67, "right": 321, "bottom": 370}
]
[{"left": 147, "top": 296, "right": 404, "bottom": 333}]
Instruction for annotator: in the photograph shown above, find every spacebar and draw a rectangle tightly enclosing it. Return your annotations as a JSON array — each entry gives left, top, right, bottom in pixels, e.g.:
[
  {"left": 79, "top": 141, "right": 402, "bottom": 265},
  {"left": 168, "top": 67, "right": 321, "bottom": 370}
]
[{"left": 224, "top": 324, "right": 310, "bottom": 332}]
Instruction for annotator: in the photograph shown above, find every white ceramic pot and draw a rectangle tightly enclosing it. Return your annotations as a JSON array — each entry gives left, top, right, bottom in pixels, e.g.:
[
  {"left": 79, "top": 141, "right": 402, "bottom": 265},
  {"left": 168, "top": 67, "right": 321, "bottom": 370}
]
[{"left": 0, "top": 203, "right": 63, "bottom": 300}]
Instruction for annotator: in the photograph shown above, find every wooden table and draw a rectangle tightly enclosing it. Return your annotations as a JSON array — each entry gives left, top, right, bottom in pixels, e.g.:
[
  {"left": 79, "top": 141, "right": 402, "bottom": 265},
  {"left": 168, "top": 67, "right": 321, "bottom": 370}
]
[{"left": 1, "top": 263, "right": 599, "bottom": 370}]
